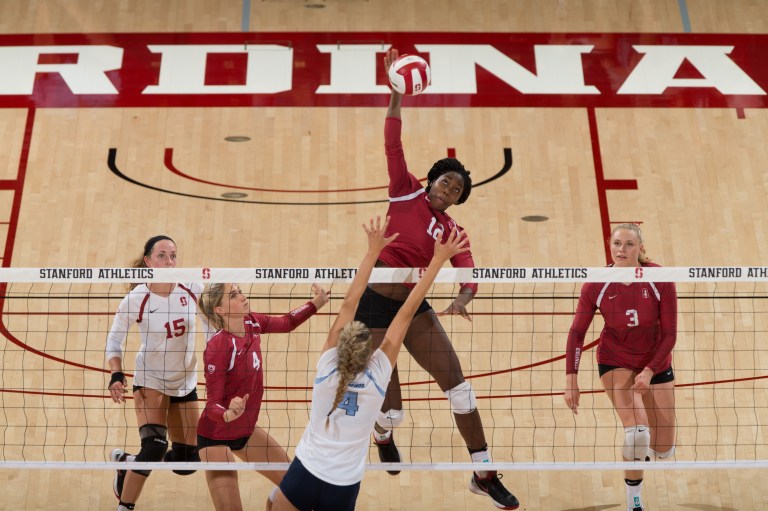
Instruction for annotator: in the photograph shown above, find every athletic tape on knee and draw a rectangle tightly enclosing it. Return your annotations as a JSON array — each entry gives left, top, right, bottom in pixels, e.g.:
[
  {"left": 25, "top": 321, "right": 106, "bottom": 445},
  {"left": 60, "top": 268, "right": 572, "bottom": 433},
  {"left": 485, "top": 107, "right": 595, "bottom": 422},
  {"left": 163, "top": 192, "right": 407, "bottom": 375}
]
[
  {"left": 444, "top": 381, "right": 477, "bottom": 415},
  {"left": 623, "top": 425, "right": 651, "bottom": 461},
  {"left": 376, "top": 409, "right": 404, "bottom": 431},
  {"left": 649, "top": 445, "right": 675, "bottom": 460}
]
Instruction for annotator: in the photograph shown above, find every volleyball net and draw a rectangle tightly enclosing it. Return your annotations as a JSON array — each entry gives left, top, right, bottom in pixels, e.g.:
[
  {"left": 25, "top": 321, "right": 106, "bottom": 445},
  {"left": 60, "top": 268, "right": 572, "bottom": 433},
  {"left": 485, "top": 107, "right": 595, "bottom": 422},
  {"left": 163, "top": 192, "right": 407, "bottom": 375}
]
[{"left": 0, "top": 266, "right": 767, "bottom": 472}]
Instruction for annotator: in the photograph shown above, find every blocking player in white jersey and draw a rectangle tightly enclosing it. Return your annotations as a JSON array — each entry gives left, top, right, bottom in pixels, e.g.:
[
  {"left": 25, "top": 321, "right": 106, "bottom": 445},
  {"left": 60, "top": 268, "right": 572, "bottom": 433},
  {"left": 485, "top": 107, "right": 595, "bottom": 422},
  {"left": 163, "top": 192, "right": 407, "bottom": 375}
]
[
  {"left": 105, "top": 235, "right": 203, "bottom": 511},
  {"left": 272, "top": 217, "right": 469, "bottom": 511}
]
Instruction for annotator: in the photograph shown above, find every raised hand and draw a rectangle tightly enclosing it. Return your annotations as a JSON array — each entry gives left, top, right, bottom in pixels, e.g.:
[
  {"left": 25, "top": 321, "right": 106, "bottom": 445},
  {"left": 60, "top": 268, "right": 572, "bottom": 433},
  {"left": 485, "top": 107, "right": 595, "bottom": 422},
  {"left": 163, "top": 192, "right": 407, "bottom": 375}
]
[
  {"left": 310, "top": 283, "right": 330, "bottom": 310},
  {"left": 433, "top": 227, "right": 469, "bottom": 263},
  {"left": 363, "top": 215, "right": 399, "bottom": 255},
  {"left": 384, "top": 48, "right": 399, "bottom": 75}
]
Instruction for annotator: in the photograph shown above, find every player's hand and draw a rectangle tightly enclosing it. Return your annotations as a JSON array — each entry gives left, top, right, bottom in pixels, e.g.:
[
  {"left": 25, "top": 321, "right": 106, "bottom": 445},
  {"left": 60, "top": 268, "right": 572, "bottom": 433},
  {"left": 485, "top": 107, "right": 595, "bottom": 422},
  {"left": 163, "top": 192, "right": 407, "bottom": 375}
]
[
  {"left": 108, "top": 379, "right": 127, "bottom": 404},
  {"left": 433, "top": 227, "right": 469, "bottom": 263},
  {"left": 631, "top": 368, "right": 653, "bottom": 395},
  {"left": 384, "top": 48, "right": 399, "bottom": 74},
  {"left": 310, "top": 283, "right": 330, "bottom": 310},
  {"left": 226, "top": 394, "right": 249, "bottom": 422},
  {"left": 363, "top": 216, "right": 399, "bottom": 255},
  {"left": 564, "top": 374, "right": 580, "bottom": 414},
  {"left": 438, "top": 299, "right": 472, "bottom": 322}
]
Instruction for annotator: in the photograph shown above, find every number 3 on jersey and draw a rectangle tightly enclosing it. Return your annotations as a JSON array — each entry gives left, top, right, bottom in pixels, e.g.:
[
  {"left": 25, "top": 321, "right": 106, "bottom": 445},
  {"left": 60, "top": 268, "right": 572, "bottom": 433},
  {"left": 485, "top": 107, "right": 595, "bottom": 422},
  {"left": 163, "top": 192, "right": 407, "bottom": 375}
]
[
  {"left": 626, "top": 309, "right": 639, "bottom": 327},
  {"left": 337, "top": 391, "right": 360, "bottom": 416}
]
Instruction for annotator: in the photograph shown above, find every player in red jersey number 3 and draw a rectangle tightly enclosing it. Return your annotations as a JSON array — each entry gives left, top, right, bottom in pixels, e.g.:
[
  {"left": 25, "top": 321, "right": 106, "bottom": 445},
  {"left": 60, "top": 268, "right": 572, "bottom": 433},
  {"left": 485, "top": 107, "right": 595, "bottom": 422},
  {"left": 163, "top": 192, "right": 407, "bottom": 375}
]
[{"left": 564, "top": 224, "right": 678, "bottom": 511}]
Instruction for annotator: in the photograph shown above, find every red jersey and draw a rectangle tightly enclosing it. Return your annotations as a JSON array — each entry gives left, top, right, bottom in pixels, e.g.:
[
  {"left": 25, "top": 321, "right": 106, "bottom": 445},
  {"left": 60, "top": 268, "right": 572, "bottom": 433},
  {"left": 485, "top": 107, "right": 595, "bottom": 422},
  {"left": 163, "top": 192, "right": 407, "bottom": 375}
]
[
  {"left": 379, "top": 117, "right": 477, "bottom": 294},
  {"left": 565, "top": 263, "right": 677, "bottom": 375},
  {"left": 197, "top": 303, "right": 316, "bottom": 440}
]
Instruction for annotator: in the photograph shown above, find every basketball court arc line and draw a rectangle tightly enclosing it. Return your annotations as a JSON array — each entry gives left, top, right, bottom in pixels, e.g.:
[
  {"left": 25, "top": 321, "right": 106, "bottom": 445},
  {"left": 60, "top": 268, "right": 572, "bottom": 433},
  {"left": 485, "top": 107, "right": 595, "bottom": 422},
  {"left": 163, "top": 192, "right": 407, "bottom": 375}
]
[
  {"left": 109, "top": 146, "right": 511, "bottom": 205},
  {"left": 165, "top": 147, "right": 426, "bottom": 193},
  {"left": 3, "top": 370, "right": 766, "bottom": 403}
]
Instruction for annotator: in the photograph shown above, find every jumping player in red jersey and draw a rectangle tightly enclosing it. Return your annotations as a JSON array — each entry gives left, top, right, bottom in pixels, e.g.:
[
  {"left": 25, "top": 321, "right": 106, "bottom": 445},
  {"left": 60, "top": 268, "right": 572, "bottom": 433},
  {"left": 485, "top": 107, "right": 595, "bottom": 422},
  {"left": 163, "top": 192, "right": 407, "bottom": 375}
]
[
  {"left": 197, "top": 283, "right": 329, "bottom": 511},
  {"left": 564, "top": 223, "right": 678, "bottom": 511},
  {"left": 351, "top": 48, "right": 519, "bottom": 510}
]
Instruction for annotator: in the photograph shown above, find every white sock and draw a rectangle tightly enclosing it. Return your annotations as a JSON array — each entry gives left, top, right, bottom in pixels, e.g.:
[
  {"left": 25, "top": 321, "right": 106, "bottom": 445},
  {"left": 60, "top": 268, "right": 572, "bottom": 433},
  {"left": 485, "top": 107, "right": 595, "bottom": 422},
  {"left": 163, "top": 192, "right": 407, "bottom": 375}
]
[
  {"left": 126, "top": 454, "right": 136, "bottom": 463},
  {"left": 625, "top": 479, "right": 643, "bottom": 509},
  {"left": 373, "top": 430, "right": 392, "bottom": 443},
  {"left": 268, "top": 486, "right": 278, "bottom": 503},
  {"left": 471, "top": 449, "right": 492, "bottom": 478}
]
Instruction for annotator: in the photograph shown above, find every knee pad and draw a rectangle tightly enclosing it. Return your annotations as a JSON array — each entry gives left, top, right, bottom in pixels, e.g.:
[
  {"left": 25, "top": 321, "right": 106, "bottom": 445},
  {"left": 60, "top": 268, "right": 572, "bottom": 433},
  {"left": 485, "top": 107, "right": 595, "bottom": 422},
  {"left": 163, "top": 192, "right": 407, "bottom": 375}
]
[
  {"left": 623, "top": 425, "right": 651, "bottom": 461},
  {"left": 649, "top": 445, "right": 675, "bottom": 460},
  {"left": 444, "top": 381, "right": 477, "bottom": 415},
  {"left": 164, "top": 442, "right": 200, "bottom": 475},
  {"left": 133, "top": 424, "right": 168, "bottom": 476},
  {"left": 376, "top": 409, "right": 405, "bottom": 431}
]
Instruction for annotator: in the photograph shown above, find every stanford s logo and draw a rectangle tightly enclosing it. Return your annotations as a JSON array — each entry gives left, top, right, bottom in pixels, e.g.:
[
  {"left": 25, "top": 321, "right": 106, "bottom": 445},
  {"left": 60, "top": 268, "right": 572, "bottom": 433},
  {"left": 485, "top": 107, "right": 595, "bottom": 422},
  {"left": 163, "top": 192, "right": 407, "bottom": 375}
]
[
  {"left": 180, "top": 296, "right": 188, "bottom": 307},
  {"left": 207, "top": 364, "right": 215, "bottom": 374},
  {"left": 642, "top": 288, "right": 649, "bottom": 299}
]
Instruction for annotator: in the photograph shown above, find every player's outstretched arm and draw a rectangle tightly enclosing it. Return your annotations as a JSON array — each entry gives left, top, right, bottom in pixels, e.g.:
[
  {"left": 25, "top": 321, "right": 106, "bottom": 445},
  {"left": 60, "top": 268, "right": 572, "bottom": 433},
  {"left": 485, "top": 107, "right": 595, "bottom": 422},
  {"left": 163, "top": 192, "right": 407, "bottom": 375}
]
[
  {"left": 384, "top": 48, "right": 403, "bottom": 119},
  {"left": 321, "top": 216, "right": 398, "bottom": 352},
  {"left": 379, "top": 228, "right": 469, "bottom": 366}
]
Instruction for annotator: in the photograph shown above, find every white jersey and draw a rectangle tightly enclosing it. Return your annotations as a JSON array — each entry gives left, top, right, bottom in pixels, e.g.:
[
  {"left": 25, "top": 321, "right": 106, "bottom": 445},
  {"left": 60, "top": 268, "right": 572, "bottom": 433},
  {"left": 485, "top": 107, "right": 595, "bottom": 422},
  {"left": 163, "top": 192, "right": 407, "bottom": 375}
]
[
  {"left": 105, "top": 282, "right": 203, "bottom": 397},
  {"left": 295, "top": 348, "right": 392, "bottom": 486}
]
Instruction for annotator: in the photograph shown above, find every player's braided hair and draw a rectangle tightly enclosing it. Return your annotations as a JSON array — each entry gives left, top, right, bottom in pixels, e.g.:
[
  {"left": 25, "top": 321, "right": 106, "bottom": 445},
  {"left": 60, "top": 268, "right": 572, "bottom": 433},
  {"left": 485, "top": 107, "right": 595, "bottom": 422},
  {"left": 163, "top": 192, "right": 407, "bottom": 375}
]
[
  {"left": 425, "top": 158, "right": 472, "bottom": 205},
  {"left": 325, "top": 321, "right": 373, "bottom": 428},
  {"left": 610, "top": 223, "right": 652, "bottom": 264},
  {"left": 199, "top": 283, "right": 226, "bottom": 331}
]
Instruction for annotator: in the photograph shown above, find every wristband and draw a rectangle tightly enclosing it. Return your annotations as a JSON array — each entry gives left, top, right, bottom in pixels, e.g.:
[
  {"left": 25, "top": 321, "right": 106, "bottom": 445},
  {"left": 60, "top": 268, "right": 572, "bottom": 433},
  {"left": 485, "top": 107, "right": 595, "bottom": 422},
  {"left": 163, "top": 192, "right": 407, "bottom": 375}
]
[{"left": 109, "top": 371, "right": 126, "bottom": 387}]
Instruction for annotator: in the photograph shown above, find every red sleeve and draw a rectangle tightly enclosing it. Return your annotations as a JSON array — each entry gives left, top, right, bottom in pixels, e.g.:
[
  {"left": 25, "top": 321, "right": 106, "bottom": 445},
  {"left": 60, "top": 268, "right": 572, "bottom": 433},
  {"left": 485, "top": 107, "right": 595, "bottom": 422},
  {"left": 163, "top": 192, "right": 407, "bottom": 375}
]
[
  {"left": 385, "top": 117, "right": 421, "bottom": 197},
  {"left": 450, "top": 232, "right": 478, "bottom": 295},
  {"left": 566, "top": 284, "right": 598, "bottom": 374},
  {"left": 255, "top": 301, "right": 317, "bottom": 334},
  {"left": 203, "top": 333, "right": 232, "bottom": 423},
  {"left": 647, "top": 281, "right": 677, "bottom": 373}
]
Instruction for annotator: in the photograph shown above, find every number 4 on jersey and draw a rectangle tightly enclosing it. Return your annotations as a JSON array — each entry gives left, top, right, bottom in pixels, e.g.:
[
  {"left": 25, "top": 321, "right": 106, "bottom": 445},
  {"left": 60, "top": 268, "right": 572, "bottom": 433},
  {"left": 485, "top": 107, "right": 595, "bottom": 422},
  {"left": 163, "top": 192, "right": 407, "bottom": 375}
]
[{"left": 337, "top": 391, "right": 360, "bottom": 416}]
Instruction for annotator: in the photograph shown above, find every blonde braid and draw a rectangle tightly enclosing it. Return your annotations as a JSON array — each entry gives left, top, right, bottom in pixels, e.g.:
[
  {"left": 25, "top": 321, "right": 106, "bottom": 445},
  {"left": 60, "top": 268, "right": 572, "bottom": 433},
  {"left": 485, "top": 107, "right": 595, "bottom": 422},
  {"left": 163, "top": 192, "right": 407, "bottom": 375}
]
[{"left": 325, "top": 321, "right": 373, "bottom": 428}]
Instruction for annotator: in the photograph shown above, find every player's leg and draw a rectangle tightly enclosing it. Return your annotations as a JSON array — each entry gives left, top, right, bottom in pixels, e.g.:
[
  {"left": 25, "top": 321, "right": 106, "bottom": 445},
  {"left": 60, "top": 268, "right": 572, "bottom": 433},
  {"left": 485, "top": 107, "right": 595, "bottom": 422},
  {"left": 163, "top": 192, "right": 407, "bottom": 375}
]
[
  {"left": 237, "top": 425, "right": 289, "bottom": 487},
  {"left": 273, "top": 458, "right": 322, "bottom": 511},
  {"left": 368, "top": 327, "right": 405, "bottom": 473},
  {"left": 271, "top": 488, "right": 300, "bottom": 511},
  {"left": 642, "top": 370, "right": 676, "bottom": 460},
  {"left": 405, "top": 311, "right": 519, "bottom": 510},
  {"left": 164, "top": 393, "right": 201, "bottom": 474},
  {"left": 600, "top": 368, "right": 650, "bottom": 511},
  {"left": 199, "top": 444, "right": 241, "bottom": 511},
  {"left": 117, "top": 388, "right": 170, "bottom": 509}
]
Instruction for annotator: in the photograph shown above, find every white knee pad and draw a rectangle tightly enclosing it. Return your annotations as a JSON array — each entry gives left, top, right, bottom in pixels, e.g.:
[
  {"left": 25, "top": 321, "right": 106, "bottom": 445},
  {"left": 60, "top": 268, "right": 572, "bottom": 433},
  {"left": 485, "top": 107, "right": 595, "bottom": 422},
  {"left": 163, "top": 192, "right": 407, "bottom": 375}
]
[
  {"left": 649, "top": 445, "right": 675, "bottom": 460},
  {"left": 444, "top": 381, "right": 477, "bottom": 415},
  {"left": 623, "top": 425, "right": 651, "bottom": 461},
  {"left": 376, "top": 409, "right": 405, "bottom": 431}
]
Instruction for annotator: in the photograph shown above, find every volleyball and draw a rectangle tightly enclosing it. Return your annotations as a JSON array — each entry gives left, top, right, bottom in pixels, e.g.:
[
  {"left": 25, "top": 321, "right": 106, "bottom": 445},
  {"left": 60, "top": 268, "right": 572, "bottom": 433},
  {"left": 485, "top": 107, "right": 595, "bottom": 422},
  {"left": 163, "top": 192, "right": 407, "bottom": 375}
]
[{"left": 388, "top": 54, "right": 431, "bottom": 96}]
